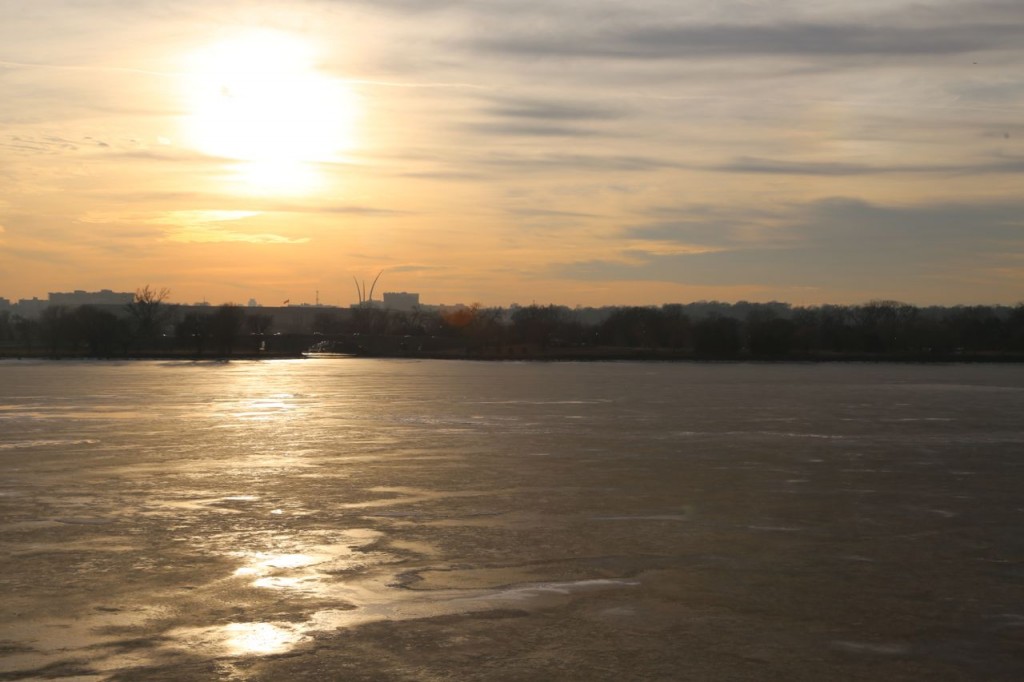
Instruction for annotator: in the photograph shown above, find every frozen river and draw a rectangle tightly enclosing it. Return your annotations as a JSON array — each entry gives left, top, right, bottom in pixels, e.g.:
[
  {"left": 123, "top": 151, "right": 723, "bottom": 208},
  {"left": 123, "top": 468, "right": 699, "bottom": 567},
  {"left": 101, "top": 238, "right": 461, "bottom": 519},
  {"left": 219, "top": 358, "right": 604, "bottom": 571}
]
[{"left": 1, "top": 359, "right": 1023, "bottom": 680}]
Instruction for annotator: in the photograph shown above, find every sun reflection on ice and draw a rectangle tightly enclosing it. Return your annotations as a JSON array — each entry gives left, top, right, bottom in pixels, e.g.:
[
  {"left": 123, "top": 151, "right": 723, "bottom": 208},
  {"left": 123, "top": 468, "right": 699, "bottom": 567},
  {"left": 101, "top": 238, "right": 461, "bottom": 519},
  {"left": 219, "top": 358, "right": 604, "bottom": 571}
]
[
  {"left": 232, "top": 552, "right": 320, "bottom": 584},
  {"left": 229, "top": 537, "right": 383, "bottom": 594},
  {"left": 223, "top": 622, "right": 306, "bottom": 655},
  {"left": 263, "top": 553, "right": 318, "bottom": 569},
  {"left": 230, "top": 397, "right": 299, "bottom": 422}
]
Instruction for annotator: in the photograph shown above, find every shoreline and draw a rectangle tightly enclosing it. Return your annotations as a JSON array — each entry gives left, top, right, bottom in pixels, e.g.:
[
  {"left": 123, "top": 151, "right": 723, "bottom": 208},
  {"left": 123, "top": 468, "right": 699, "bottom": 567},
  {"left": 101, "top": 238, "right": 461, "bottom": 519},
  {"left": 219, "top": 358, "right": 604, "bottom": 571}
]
[{"left": 2, "top": 349, "right": 1024, "bottom": 363}]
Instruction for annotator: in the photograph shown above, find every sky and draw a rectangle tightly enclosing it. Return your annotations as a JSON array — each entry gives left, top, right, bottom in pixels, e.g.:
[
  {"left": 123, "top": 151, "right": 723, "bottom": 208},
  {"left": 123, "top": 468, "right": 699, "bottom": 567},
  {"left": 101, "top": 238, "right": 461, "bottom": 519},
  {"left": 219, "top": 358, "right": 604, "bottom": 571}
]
[{"left": 1, "top": 0, "right": 1022, "bottom": 308}]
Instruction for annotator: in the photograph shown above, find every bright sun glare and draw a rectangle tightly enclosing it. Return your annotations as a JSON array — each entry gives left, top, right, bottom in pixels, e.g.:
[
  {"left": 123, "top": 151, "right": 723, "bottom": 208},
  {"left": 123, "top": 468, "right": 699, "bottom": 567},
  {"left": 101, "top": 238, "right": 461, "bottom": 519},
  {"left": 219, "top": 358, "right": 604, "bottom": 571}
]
[{"left": 182, "top": 31, "right": 357, "bottom": 194}]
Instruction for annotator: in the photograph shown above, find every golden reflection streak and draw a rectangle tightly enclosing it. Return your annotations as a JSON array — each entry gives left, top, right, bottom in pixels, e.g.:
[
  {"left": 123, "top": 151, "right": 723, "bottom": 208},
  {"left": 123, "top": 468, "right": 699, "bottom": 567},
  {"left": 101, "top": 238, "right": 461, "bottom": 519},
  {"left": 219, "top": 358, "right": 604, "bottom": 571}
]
[{"left": 223, "top": 622, "right": 306, "bottom": 655}]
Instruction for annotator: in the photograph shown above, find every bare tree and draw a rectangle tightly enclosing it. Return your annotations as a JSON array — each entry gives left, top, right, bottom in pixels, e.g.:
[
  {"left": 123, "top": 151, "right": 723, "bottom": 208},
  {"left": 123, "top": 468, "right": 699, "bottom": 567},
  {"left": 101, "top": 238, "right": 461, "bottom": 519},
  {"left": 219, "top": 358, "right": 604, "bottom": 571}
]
[{"left": 126, "top": 285, "right": 171, "bottom": 349}]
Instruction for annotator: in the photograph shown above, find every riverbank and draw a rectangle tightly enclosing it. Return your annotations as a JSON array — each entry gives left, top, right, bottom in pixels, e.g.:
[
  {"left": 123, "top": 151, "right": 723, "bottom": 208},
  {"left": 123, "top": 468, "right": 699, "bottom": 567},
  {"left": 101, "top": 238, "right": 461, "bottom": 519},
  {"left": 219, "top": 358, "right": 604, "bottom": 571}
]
[{"left": 3, "top": 346, "right": 1024, "bottom": 363}]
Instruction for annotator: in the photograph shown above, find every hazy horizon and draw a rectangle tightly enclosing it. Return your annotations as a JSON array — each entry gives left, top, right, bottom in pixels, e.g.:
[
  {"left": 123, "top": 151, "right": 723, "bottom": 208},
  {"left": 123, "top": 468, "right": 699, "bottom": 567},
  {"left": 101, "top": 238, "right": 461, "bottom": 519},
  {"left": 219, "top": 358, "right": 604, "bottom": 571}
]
[
  {"left": 2, "top": 1, "right": 1022, "bottom": 307},
  {"left": 2, "top": 286, "right": 1023, "bottom": 311}
]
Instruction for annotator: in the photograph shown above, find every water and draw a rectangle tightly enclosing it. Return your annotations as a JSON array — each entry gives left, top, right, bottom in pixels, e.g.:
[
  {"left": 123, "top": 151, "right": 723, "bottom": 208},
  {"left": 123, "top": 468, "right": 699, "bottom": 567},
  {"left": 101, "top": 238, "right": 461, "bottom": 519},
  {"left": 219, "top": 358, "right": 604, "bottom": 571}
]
[{"left": 1, "top": 359, "right": 1022, "bottom": 680}]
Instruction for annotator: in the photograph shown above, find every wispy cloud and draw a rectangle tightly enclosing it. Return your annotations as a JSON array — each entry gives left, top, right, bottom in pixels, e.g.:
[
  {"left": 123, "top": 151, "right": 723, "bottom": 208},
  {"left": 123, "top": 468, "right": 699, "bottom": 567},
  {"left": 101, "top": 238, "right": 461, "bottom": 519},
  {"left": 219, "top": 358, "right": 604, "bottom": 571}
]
[
  {"left": 710, "top": 156, "right": 1024, "bottom": 176},
  {"left": 168, "top": 228, "right": 309, "bottom": 245},
  {"left": 508, "top": 208, "right": 601, "bottom": 219},
  {"left": 463, "top": 122, "right": 606, "bottom": 138},
  {"left": 152, "top": 210, "right": 309, "bottom": 244},
  {"left": 553, "top": 196, "right": 1024, "bottom": 302},
  {"left": 0, "top": 58, "right": 177, "bottom": 78},
  {"left": 468, "top": 3, "right": 1024, "bottom": 61},
  {"left": 473, "top": 152, "right": 684, "bottom": 173},
  {"left": 482, "top": 96, "right": 626, "bottom": 122},
  {"left": 78, "top": 208, "right": 311, "bottom": 245},
  {"left": 387, "top": 263, "right": 445, "bottom": 273}
]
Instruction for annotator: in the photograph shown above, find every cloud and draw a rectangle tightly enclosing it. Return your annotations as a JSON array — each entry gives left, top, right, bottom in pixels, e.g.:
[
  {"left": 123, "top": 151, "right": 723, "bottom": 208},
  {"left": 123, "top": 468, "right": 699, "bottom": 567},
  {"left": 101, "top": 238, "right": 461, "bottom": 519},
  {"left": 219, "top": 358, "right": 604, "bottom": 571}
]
[
  {"left": 483, "top": 96, "right": 626, "bottom": 122},
  {"left": 148, "top": 210, "right": 309, "bottom": 244},
  {"left": 387, "top": 263, "right": 445, "bottom": 273},
  {"left": 795, "top": 197, "right": 1024, "bottom": 249},
  {"left": 1, "top": 134, "right": 80, "bottom": 155},
  {"left": 168, "top": 229, "right": 309, "bottom": 245},
  {"left": 1, "top": 134, "right": 230, "bottom": 162},
  {"left": 710, "top": 156, "right": 1024, "bottom": 176},
  {"left": 468, "top": 3, "right": 1024, "bottom": 62},
  {"left": 553, "top": 197, "right": 1024, "bottom": 298},
  {"left": 463, "top": 122, "right": 604, "bottom": 138},
  {"left": 77, "top": 209, "right": 311, "bottom": 245},
  {"left": 474, "top": 152, "right": 683, "bottom": 173},
  {"left": 77, "top": 191, "right": 410, "bottom": 217},
  {"left": 624, "top": 220, "right": 749, "bottom": 250},
  {"left": 627, "top": 197, "right": 1024, "bottom": 251},
  {"left": 151, "top": 210, "right": 261, "bottom": 224},
  {"left": 283, "top": 204, "right": 409, "bottom": 216},
  {"left": 616, "top": 22, "right": 1020, "bottom": 59},
  {"left": 508, "top": 208, "right": 600, "bottom": 219},
  {"left": 102, "top": 148, "right": 233, "bottom": 163},
  {"left": 77, "top": 209, "right": 256, "bottom": 226}
]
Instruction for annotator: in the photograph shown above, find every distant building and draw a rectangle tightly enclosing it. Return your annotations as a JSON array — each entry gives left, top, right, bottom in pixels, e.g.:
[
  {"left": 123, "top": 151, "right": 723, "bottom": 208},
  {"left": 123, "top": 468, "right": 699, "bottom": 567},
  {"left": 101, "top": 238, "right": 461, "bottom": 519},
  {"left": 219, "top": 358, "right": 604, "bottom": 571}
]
[
  {"left": 48, "top": 289, "right": 134, "bottom": 306},
  {"left": 436, "top": 303, "right": 469, "bottom": 315},
  {"left": 0, "top": 297, "right": 11, "bottom": 312},
  {"left": 15, "top": 297, "right": 47, "bottom": 317},
  {"left": 382, "top": 292, "right": 420, "bottom": 312}
]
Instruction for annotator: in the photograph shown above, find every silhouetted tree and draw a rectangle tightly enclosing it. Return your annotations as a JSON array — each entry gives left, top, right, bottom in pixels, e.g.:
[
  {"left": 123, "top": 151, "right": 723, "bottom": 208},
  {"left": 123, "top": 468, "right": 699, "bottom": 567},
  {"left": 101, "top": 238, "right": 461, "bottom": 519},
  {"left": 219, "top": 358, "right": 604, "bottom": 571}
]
[
  {"left": 126, "top": 285, "right": 172, "bottom": 349},
  {"left": 693, "top": 315, "right": 741, "bottom": 357},
  {"left": 746, "top": 310, "right": 796, "bottom": 356},
  {"left": 74, "top": 305, "right": 128, "bottom": 356},
  {"left": 1008, "top": 304, "right": 1024, "bottom": 351},
  {"left": 816, "top": 305, "right": 854, "bottom": 352},
  {"left": 38, "top": 305, "right": 74, "bottom": 355},
  {"left": 175, "top": 311, "right": 210, "bottom": 355},
  {"left": 465, "top": 306, "right": 506, "bottom": 351},
  {"left": 11, "top": 314, "right": 37, "bottom": 352},
  {"left": 0, "top": 310, "right": 11, "bottom": 343},
  {"left": 943, "top": 306, "right": 1006, "bottom": 352},
  {"left": 600, "top": 307, "right": 664, "bottom": 348},
  {"left": 789, "top": 308, "right": 820, "bottom": 353},
  {"left": 853, "top": 301, "right": 909, "bottom": 352},
  {"left": 246, "top": 313, "right": 273, "bottom": 335},
  {"left": 660, "top": 304, "right": 693, "bottom": 349},
  {"left": 209, "top": 304, "right": 244, "bottom": 356},
  {"left": 510, "top": 305, "right": 568, "bottom": 348},
  {"left": 313, "top": 310, "right": 347, "bottom": 335},
  {"left": 385, "top": 309, "right": 430, "bottom": 337}
]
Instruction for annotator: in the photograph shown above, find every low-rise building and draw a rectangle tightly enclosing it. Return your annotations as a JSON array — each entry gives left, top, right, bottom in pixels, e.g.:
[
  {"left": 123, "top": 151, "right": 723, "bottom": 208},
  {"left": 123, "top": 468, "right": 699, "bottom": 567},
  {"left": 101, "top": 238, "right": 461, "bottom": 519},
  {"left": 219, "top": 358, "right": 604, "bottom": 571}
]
[
  {"left": 15, "top": 297, "right": 47, "bottom": 318},
  {"left": 48, "top": 289, "right": 134, "bottom": 306}
]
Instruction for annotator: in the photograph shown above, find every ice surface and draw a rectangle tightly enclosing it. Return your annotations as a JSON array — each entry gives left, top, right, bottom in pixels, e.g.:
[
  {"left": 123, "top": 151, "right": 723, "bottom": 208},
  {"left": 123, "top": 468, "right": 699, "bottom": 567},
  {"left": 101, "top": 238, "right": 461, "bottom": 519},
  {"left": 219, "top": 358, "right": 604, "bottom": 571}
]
[{"left": 1, "top": 359, "right": 1023, "bottom": 680}]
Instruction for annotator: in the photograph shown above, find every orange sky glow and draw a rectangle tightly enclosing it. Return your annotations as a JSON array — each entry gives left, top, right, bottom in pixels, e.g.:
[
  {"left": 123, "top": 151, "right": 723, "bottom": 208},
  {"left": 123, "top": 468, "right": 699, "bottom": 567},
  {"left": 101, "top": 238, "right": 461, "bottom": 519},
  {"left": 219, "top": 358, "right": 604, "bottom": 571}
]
[{"left": 1, "top": 1, "right": 1022, "bottom": 307}]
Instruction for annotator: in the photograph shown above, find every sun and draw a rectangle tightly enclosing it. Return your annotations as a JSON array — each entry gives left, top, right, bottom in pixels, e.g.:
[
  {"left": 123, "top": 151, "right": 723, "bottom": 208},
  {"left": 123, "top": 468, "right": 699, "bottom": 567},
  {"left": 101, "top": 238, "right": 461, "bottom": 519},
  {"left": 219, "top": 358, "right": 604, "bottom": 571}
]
[{"left": 181, "top": 30, "right": 357, "bottom": 193}]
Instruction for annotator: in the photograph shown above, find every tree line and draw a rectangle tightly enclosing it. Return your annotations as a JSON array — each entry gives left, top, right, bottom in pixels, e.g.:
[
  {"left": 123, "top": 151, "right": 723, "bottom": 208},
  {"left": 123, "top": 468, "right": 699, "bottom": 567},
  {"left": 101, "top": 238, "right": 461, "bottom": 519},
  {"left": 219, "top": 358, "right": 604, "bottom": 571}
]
[
  {"left": 303, "top": 299, "right": 1024, "bottom": 358},
  {"left": 2, "top": 288, "right": 1023, "bottom": 359},
  {"left": 0, "top": 287, "right": 262, "bottom": 357}
]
